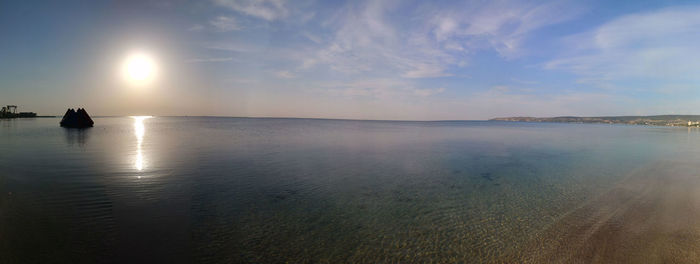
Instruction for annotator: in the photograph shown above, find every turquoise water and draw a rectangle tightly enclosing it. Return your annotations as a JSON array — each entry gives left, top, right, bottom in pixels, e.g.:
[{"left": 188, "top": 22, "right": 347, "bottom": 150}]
[{"left": 0, "top": 117, "right": 698, "bottom": 262}]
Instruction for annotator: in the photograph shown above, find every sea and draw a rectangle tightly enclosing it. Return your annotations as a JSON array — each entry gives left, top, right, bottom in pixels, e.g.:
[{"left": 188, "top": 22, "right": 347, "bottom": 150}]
[{"left": 2, "top": 117, "right": 700, "bottom": 263}]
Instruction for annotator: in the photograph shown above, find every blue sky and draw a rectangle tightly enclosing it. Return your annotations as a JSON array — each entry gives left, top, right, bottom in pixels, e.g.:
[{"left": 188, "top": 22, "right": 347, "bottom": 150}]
[{"left": 2, "top": 0, "right": 700, "bottom": 120}]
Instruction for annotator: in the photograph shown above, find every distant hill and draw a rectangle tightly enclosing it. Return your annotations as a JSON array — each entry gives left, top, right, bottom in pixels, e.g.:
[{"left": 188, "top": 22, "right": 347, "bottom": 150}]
[{"left": 490, "top": 115, "right": 700, "bottom": 127}]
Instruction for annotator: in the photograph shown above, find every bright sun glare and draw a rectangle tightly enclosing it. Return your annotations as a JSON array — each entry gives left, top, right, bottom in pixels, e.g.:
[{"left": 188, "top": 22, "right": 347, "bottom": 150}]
[
  {"left": 122, "top": 53, "right": 157, "bottom": 85},
  {"left": 132, "top": 116, "right": 152, "bottom": 172}
]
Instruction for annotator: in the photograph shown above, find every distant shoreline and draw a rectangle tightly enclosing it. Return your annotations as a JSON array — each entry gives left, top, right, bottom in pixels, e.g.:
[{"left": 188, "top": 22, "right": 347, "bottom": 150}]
[
  {"left": 8, "top": 115, "right": 700, "bottom": 126},
  {"left": 0, "top": 116, "right": 55, "bottom": 119},
  {"left": 490, "top": 115, "right": 700, "bottom": 127}
]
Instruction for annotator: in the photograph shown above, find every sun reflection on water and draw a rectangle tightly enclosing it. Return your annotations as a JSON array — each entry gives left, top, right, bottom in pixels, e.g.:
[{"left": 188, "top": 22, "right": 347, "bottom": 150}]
[{"left": 132, "top": 116, "right": 153, "bottom": 172}]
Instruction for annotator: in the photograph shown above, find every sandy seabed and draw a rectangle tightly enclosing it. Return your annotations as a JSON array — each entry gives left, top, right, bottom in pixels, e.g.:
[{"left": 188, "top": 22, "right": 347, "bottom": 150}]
[{"left": 498, "top": 160, "right": 700, "bottom": 263}]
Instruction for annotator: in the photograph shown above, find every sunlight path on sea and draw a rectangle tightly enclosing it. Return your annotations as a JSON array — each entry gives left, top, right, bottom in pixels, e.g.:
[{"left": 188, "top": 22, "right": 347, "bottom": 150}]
[{"left": 131, "top": 116, "right": 152, "bottom": 174}]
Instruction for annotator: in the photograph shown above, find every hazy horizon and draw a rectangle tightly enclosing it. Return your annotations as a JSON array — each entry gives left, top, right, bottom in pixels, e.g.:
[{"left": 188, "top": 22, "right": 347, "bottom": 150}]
[
  {"left": 35, "top": 113, "right": 700, "bottom": 123},
  {"left": 4, "top": 0, "right": 700, "bottom": 119}
]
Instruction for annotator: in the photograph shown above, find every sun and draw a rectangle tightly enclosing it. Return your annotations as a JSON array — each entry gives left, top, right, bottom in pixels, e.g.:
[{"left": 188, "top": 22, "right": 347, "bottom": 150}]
[{"left": 122, "top": 52, "right": 157, "bottom": 85}]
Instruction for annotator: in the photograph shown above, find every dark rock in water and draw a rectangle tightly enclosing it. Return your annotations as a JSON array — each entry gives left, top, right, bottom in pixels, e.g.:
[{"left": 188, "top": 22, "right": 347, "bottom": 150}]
[{"left": 60, "top": 108, "right": 94, "bottom": 128}]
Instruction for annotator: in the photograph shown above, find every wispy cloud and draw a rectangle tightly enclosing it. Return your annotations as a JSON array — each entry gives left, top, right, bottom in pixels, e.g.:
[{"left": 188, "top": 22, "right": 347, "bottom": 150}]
[
  {"left": 317, "top": 79, "right": 446, "bottom": 99},
  {"left": 428, "top": 0, "right": 584, "bottom": 58},
  {"left": 511, "top": 78, "right": 539, "bottom": 85},
  {"left": 300, "top": 0, "right": 582, "bottom": 79},
  {"left": 200, "top": 0, "right": 584, "bottom": 106},
  {"left": 203, "top": 41, "right": 259, "bottom": 52},
  {"left": 275, "top": 70, "right": 295, "bottom": 79},
  {"left": 302, "top": 1, "right": 452, "bottom": 78},
  {"left": 195, "top": 0, "right": 603, "bottom": 118},
  {"left": 188, "top": 24, "right": 205, "bottom": 32},
  {"left": 213, "top": 0, "right": 288, "bottom": 21},
  {"left": 546, "top": 6, "right": 700, "bottom": 85},
  {"left": 302, "top": 31, "right": 322, "bottom": 44},
  {"left": 210, "top": 16, "right": 242, "bottom": 31},
  {"left": 413, "top": 87, "right": 445, "bottom": 97},
  {"left": 188, "top": 57, "right": 235, "bottom": 63}
]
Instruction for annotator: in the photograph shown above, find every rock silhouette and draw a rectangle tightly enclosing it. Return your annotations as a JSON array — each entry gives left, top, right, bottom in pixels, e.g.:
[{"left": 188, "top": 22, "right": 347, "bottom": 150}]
[{"left": 60, "top": 108, "right": 94, "bottom": 128}]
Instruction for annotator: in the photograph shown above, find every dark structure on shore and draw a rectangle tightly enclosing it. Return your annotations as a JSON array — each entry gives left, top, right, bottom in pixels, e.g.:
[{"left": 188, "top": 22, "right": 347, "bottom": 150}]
[
  {"left": 60, "top": 108, "right": 94, "bottom": 128},
  {"left": 0, "top": 105, "right": 37, "bottom": 118}
]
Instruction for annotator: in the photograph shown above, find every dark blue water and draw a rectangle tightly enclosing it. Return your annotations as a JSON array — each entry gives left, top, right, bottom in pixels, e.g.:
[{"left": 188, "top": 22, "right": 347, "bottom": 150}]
[{"left": 1, "top": 117, "right": 698, "bottom": 263}]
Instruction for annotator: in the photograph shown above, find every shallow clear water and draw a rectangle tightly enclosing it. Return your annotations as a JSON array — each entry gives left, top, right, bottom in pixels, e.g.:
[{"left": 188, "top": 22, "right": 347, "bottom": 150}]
[{"left": 1, "top": 117, "right": 700, "bottom": 263}]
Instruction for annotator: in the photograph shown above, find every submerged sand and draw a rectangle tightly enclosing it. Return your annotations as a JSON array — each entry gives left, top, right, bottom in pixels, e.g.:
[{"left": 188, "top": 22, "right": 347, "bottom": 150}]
[{"left": 498, "top": 160, "right": 700, "bottom": 263}]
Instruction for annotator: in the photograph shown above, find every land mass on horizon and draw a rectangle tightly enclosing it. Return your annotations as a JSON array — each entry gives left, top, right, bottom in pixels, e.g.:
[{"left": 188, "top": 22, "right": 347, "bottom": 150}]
[{"left": 491, "top": 115, "right": 700, "bottom": 127}]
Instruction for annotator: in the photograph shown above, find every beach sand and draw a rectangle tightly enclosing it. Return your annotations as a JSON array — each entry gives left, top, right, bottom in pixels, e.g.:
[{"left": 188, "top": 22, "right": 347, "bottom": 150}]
[{"left": 498, "top": 160, "right": 700, "bottom": 263}]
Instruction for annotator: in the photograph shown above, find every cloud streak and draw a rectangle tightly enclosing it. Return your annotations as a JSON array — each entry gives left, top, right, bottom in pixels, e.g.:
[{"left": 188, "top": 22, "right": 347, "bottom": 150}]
[
  {"left": 210, "top": 16, "right": 242, "bottom": 31},
  {"left": 299, "top": 0, "right": 582, "bottom": 80},
  {"left": 429, "top": 0, "right": 584, "bottom": 58},
  {"left": 275, "top": 70, "right": 295, "bottom": 79},
  {"left": 547, "top": 6, "right": 700, "bottom": 85},
  {"left": 188, "top": 57, "right": 235, "bottom": 63},
  {"left": 214, "top": 0, "right": 288, "bottom": 21}
]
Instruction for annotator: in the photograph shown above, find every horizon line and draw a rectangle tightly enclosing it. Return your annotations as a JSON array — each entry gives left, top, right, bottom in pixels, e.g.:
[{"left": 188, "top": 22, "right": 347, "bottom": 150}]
[{"left": 36, "top": 113, "right": 700, "bottom": 123}]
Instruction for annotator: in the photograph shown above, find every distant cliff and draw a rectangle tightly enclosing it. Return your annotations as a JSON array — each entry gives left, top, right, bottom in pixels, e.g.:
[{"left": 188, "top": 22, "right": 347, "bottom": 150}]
[{"left": 490, "top": 115, "right": 700, "bottom": 127}]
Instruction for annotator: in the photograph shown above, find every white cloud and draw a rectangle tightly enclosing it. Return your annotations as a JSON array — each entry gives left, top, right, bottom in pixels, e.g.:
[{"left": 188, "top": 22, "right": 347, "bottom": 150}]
[
  {"left": 428, "top": 0, "right": 584, "bottom": 58},
  {"left": 300, "top": 0, "right": 581, "bottom": 79},
  {"left": 546, "top": 6, "right": 700, "bottom": 84},
  {"left": 318, "top": 79, "right": 445, "bottom": 99},
  {"left": 204, "top": 0, "right": 581, "bottom": 82},
  {"left": 413, "top": 87, "right": 445, "bottom": 97},
  {"left": 213, "top": 0, "right": 288, "bottom": 21},
  {"left": 401, "top": 62, "right": 451, "bottom": 78},
  {"left": 188, "top": 57, "right": 235, "bottom": 63},
  {"left": 323, "top": 79, "right": 409, "bottom": 98},
  {"left": 203, "top": 41, "right": 259, "bottom": 52},
  {"left": 210, "top": 16, "right": 242, "bottom": 31},
  {"left": 188, "top": 24, "right": 205, "bottom": 32},
  {"left": 511, "top": 78, "right": 538, "bottom": 85},
  {"left": 275, "top": 70, "right": 295, "bottom": 79},
  {"left": 307, "top": 1, "right": 454, "bottom": 78},
  {"left": 302, "top": 31, "right": 322, "bottom": 44},
  {"left": 201, "top": 0, "right": 585, "bottom": 112}
]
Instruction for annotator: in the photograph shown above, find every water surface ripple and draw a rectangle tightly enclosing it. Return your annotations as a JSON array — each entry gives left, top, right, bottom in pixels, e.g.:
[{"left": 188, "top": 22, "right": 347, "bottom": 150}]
[{"left": 1, "top": 117, "right": 698, "bottom": 263}]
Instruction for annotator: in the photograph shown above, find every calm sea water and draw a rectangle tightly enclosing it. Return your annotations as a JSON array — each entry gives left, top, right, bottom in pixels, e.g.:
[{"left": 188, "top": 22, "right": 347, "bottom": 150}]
[{"left": 1, "top": 117, "right": 700, "bottom": 263}]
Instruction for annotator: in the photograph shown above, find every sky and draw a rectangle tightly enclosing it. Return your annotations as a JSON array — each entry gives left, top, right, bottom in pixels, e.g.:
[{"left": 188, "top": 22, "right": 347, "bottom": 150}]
[{"left": 2, "top": 0, "right": 700, "bottom": 120}]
